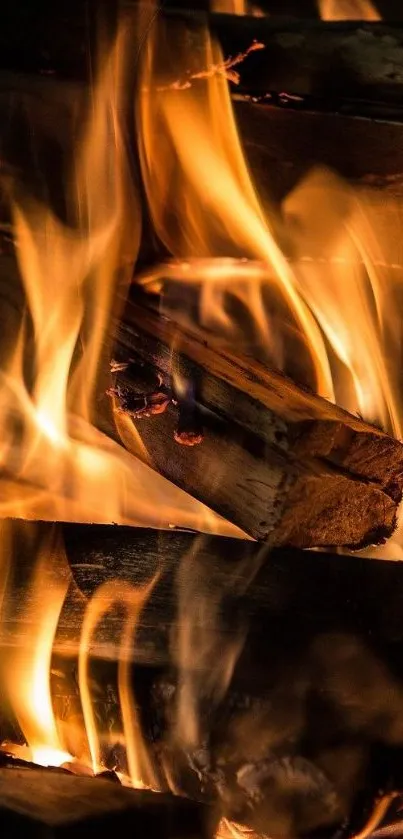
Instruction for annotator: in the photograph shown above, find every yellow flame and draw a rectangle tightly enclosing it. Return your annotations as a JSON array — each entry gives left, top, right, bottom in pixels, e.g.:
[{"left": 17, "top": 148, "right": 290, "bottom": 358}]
[
  {"left": 283, "top": 169, "right": 402, "bottom": 437},
  {"left": 211, "top": 0, "right": 264, "bottom": 16},
  {"left": 0, "top": 18, "right": 234, "bottom": 534},
  {"left": 0, "top": 15, "right": 237, "bottom": 784},
  {"left": 318, "top": 0, "right": 381, "bottom": 20},
  {"left": 2, "top": 524, "right": 71, "bottom": 767},
  {"left": 137, "top": 15, "right": 333, "bottom": 400},
  {"left": 78, "top": 576, "right": 159, "bottom": 787},
  {"left": 0, "top": 1, "right": 402, "bottom": 795}
]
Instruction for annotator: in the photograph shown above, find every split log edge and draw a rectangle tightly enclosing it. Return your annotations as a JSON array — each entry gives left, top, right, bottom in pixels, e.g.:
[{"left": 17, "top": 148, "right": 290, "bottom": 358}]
[{"left": 110, "top": 297, "right": 403, "bottom": 549}]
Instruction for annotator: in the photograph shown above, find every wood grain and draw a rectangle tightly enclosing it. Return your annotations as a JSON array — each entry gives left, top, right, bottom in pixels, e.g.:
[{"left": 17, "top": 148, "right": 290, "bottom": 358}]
[{"left": 110, "top": 298, "right": 403, "bottom": 548}]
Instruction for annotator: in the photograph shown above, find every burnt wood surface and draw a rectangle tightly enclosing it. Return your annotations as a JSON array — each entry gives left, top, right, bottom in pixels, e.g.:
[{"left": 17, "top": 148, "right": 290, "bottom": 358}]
[
  {"left": 141, "top": 1, "right": 403, "bottom": 19},
  {"left": 0, "top": 762, "right": 212, "bottom": 839},
  {"left": 152, "top": 10, "right": 403, "bottom": 113},
  {"left": 3, "top": 521, "right": 403, "bottom": 661},
  {"left": 0, "top": 77, "right": 403, "bottom": 550},
  {"left": 110, "top": 296, "right": 403, "bottom": 549},
  {"left": 1, "top": 4, "right": 403, "bottom": 119},
  {"left": 2, "top": 75, "right": 403, "bottom": 230},
  {"left": 4, "top": 523, "right": 403, "bottom": 837},
  {"left": 233, "top": 100, "right": 403, "bottom": 203}
]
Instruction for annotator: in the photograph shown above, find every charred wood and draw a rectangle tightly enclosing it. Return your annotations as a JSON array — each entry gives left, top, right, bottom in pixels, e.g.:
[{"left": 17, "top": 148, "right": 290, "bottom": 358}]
[
  {"left": 0, "top": 762, "right": 213, "bottom": 839},
  {"left": 4, "top": 523, "right": 403, "bottom": 837},
  {"left": 109, "top": 297, "right": 403, "bottom": 549},
  {"left": 129, "top": 8, "right": 403, "bottom": 119},
  {"left": 2, "top": 69, "right": 403, "bottom": 242},
  {"left": 233, "top": 101, "right": 403, "bottom": 204},
  {"left": 1, "top": 4, "right": 403, "bottom": 121}
]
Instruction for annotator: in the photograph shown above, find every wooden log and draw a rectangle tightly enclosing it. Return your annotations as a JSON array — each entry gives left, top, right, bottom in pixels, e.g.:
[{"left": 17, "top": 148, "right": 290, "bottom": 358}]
[
  {"left": 1, "top": 2, "right": 403, "bottom": 118},
  {"left": 233, "top": 100, "right": 403, "bottom": 204},
  {"left": 156, "top": 10, "right": 403, "bottom": 111},
  {"left": 0, "top": 762, "right": 213, "bottom": 839},
  {"left": 142, "top": 0, "right": 403, "bottom": 20},
  {"left": 2, "top": 520, "right": 403, "bottom": 661},
  {"left": 54, "top": 525, "right": 403, "bottom": 839},
  {"left": 4, "top": 523, "right": 403, "bottom": 838},
  {"left": 108, "top": 296, "right": 403, "bottom": 549}
]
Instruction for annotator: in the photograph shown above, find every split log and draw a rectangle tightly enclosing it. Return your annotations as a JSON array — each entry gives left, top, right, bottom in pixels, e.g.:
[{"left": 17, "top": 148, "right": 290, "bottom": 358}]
[
  {"left": 0, "top": 762, "right": 213, "bottom": 839},
  {"left": 109, "top": 296, "right": 403, "bottom": 549}
]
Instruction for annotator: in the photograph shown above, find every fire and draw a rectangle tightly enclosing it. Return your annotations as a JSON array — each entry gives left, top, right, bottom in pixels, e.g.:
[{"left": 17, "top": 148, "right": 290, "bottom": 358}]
[
  {"left": 137, "top": 16, "right": 333, "bottom": 401},
  {"left": 0, "top": 20, "right": 232, "bottom": 536},
  {"left": 0, "top": 0, "right": 401, "bottom": 826},
  {"left": 137, "top": 12, "right": 400, "bottom": 441},
  {"left": 0, "top": 14, "right": 238, "bottom": 788},
  {"left": 318, "top": 0, "right": 381, "bottom": 20},
  {"left": 1, "top": 523, "right": 71, "bottom": 767},
  {"left": 78, "top": 576, "right": 159, "bottom": 787},
  {"left": 211, "top": 0, "right": 264, "bottom": 16}
]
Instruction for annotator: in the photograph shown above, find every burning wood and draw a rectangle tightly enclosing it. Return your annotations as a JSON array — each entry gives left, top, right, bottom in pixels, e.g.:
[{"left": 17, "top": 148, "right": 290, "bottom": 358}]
[
  {"left": 0, "top": 761, "right": 213, "bottom": 838},
  {"left": 110, "top": 295, "right": 403, "bottom": 549},
  {"left": 3, "top": 523, "right": 403, "bottom": 837},
  {"left": 2, "top": 8, "right": 403, "bottom": 838}
]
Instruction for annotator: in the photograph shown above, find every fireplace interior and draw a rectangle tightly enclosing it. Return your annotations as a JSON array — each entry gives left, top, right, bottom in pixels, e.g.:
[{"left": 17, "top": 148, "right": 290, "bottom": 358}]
[{"left": 2, "top": 1, "right": 403, "bottom": 838}]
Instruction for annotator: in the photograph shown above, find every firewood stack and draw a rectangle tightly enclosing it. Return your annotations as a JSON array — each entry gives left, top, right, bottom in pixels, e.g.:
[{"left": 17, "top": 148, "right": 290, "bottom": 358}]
[{"left": 2, "top": 3, "right": 403, "bottom": 839}]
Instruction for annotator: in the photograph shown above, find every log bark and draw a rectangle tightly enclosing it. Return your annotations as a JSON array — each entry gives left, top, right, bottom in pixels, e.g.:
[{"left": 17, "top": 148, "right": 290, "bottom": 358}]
[
  {"left": 109, "top": 296, "right": 403, "bottom": 549},
  {"left": 0, "top": 762, "right": 212, "bottom": 839}
]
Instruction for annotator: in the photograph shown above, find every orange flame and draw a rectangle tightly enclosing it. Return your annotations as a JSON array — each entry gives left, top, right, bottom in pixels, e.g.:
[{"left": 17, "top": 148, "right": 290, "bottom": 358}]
[
  {"left": 0, "top": 15, "right": 238, "bottom": 786},
  {"left": 2, "top": 524, "right": 71, "bottom": 767},
  {"left": 0, "top": 1, "right": 401, "bottom": 811},
  {"left": 211, "top": 0, "right": 264, "bottom": 16},
  {"left": 78, "top": 576, "right": 159, "bottom": 787},
  {"left": 137, "top": 16, "right": 333, "bottom": 400},
  {"left": 318, "top": 0, "right": 381, "bottom": 20},
  {"left": 0, "top": 18, "right": 233, "bottom": 536}
]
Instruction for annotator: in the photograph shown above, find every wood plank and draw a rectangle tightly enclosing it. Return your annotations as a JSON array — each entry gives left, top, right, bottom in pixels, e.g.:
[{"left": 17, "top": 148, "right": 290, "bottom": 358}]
[{"left": 233, "top": 100, "right": 403, "bottom": 203}]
